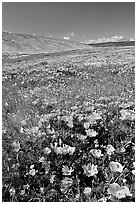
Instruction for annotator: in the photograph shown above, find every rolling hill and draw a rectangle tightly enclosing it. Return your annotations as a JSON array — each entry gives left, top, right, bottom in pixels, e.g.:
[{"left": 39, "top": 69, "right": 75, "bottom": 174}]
[{"left": 2, "top": 31, "right": 88, "bottom": 54}]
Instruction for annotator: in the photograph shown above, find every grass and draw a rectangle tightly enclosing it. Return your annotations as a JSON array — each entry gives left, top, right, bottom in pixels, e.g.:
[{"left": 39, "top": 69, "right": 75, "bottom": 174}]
[{"left": 2, "top": 46, "right": 135, "bottom": 202}]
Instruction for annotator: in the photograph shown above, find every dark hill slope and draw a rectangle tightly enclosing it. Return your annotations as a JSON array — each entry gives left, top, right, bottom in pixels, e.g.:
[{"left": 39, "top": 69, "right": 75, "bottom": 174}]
[{"left": 87, "top": 41, "right": 135, "bottom": 47}]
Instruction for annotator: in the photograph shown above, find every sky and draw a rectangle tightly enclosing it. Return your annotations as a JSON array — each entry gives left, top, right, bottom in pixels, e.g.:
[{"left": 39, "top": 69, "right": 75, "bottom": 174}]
[{"left": 2, "top": 2, "right": 135, "bottom": 42}]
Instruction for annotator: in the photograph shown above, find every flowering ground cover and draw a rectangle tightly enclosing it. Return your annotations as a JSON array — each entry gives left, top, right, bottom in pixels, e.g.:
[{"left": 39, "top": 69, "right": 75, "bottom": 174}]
[{"left": 2, "top": 46, "right": 135, "bottom": 202}]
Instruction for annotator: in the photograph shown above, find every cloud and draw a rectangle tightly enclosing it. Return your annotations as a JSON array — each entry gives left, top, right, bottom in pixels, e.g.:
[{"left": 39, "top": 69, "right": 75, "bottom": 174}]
[
  {"left": 86, "top": 36, "right": 129, "bottom": 44},
  {"left": 63, "top": 36, "right": 70, "bottom": 40},
  {"left": 63, "top": 32, "right": 76, "bottom": 40},
  {"left": 70, "top": 32, "right": 75, "bottom": 36},
  {"left": 130, "top": 37, "right": 135, "bottom": 41},
  {"left": 110, "top": 36, "right": 125, "bottom": 42}
]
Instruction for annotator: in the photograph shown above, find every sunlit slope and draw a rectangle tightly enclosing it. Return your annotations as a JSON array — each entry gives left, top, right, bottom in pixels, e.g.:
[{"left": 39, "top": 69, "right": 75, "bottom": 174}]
[{"left": 2, "top": 32, "right": 88, "bottom": 54}]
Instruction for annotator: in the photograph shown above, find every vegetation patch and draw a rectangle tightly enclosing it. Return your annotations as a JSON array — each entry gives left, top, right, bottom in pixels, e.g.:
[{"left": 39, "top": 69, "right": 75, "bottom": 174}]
[{"left": 2, "top": 47, "right": 135, "bottom": 202}]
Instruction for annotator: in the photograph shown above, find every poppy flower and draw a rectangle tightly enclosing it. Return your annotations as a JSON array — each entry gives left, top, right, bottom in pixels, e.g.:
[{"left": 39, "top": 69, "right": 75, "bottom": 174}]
[
  {"left": 62, "top": 165, "right": 74, "bottom": 176},
  {"left": 62, "top": 115, "right": 73, "bottom": 128},
  {"left": 83, "top": 187, "right": 92, "bottom": 196},
  {"left": 30, "top": 164, "right": 35, "bottom": 169},
  {"left": 43, "top": 147, "right": 51, "bottom": 155},
  {"left": 31, "top": 126, "right": 39, "bottom": 135},
  {"left": 109, "top": 161, "right": 123, "bottom": 173},
  {"left": 78, "top": 115, "right": 83, "bottom": 121},
  {"left": 106, "top": 144, "right": 115, "bottom": 155},
  {"left": 9, "top": 187, "right": 16, "bottom": 196},
  {"left": 85, "top": 129, "right": 98, "bottom": 137},
  {"left": 20, "top": 189, "right": 25, "bottom": 195},
  {"left": 11, "top": 141, "right": 20, "bottom": 152},
  {"left": 29, "top": 168, "right": 36, "bottom": 176},
  {"left": 82, "top": 163, "right": 98, "bottom": 177},
  {"left": 46, "top": 124, "right": 55, "bottom": 134},
  {"left": 40, "top": 187, "right": 45, "bottom": 194},
  {"left": 50, "top": 175, "right": 56, "bottom": 184},
  {"left": 86, "top": 112, "right": 102, "bottom": 124},
  {"left": 60, "top": 177, "right": 73, "bottom": 192},
  {"left": 52, "top": 143, "right": 75, "bottom": 155},
  {"left": 132, "top": 170, "right": 135, "bottom": 175},
  {"left": 90, "top": 149, "right": 103, "bottom": 158},
  {"left": 120, "top": 109, "right": 135, "bottom": 121},
  {"left": 67, "top": 146, "right": 75, "bottom": 155},
  {"left": 77, "top": 134, "right": 87, "bottom": 141},
  {"left": 84, "top": 122, "right": 90, "bottom": 130},
  {"left": 39, "top": 157, "right": 45, "bottom": 163},
  {"left": 107, "top": 183, "right": 132, "bottom": 199}
]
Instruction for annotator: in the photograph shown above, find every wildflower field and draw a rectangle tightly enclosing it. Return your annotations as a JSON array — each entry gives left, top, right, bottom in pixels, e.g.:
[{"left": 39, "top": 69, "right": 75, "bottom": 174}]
[{"left": 2, "top": 46, "right": 135, "bottom": 202}]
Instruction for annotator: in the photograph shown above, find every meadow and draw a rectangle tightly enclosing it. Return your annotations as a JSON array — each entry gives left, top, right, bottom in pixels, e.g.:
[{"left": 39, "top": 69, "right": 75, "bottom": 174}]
[{"left": 2, "top": 46, "right": 135, "bottom": 202}]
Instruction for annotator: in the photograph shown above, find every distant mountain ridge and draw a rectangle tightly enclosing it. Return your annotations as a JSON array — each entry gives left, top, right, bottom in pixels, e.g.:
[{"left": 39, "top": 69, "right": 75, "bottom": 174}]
[
  {"left": 87, "top": 41, "right": 135, "bottom": 47},
  {"left": 2, "top": 32, "right": 88, "bottom": 54}
]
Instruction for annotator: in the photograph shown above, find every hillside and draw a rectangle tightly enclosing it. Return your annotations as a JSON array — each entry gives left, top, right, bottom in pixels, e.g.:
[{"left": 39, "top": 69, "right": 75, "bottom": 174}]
[
  {"left": 2, "top": 39, "right": 135, "bottom": 202},
  {"left": 87, "top": 40, "right": 135, "bottom": 47},
  {"left": 2, "top": 32, "right": 88, "bottom": 54}
]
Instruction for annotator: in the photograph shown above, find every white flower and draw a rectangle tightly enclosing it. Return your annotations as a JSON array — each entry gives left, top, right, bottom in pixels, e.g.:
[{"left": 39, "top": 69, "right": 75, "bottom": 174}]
[
  {"left": 61, "top": 177, "right": 73, "bottom": 188},
  {"left": 30, "top": 164, "right": 35, "bottom": 169},
  {"left": 21, "top": 119, "right": 27, "bottom": 125},
  {"left": 94, "top": 139, "right": 99, "bottom": 148},
  {"left": 77, "top": 134, "right": 87, "bottom": 141},
  {"left": 84, "top": 122, "right": 90, "bottom": 129},
  {"left": 11, "top": 141, "right": 20, "bottom": 152},
  {"left": 68, "top": 146, "right": 75, "bottom": 155},
  {"left": 108, "top": 183, "right": 132, "bottom": 199},
  {"left": 86, "top": 112, "right": 102, "bottom": 123},
  {"left": 31, "top": 126, "right": 39, "bottom": 135},
  {"left": 116, "top": 189, "right": 126, "bottom": 198},
  {"left": 106, "top": 144, "right": 115, "bottom": 155},
  {"left": 132, "top": 170, "right": 135, "bottom": 175},
  {"left": 123, "top": 179, "right": 127, "bottom": 183},
  {"left": 62, "top": 115, "right": 73, "bottom": 128},
  {"left": 132, "top": 146, "right": 135, "bottom": 151},
  {"left": 120, "top": 109, "right": 135, "bottom": 120},
  {"left": 52, "top": 143, "right": 75, "bottom": 155},
  {"left": 40, "top": 187, "right": 45, "bottom": 194},
  {"left": 75, "top": 194, "right": 80, "bottom": 199},
  {"left": 23, "top": 184, "right": 30, "bottom": 189},
  {"left": 46, "top": 125, "right": 55, "bottom": 134},
  {"left": 109, "top": 161, "right": 123, "bottom": 173},
  {"left": 83, "top": 187, "right": 91, "bottom": 196},
  {"left": 62, "top": 166, "right": 74, "bottom": 176},
  {"left": 78, "top": 115, "right": 83, "bottom": 121},
  {"left": 90, "top": 149, "right": 103, "bottom": 158},
  {"left": 50, "top": 175, "right": 56, "bottom": 183},
  {"left": 43, "top": 147, "right": 51, "bottom": 155},
  {"left": 82, "top": 163, "right": 98, "bottom": 177},
  {"left": 119, "top": 147, "right": 126, "bottom": 153},
  {"left": 85, "top": 129, "right": 98, "bottom": 137},
  {"left": 54, "top": 146, "right": 64, "bottom": 155},
  {"left": 20, "top": 126, "right": 24, "bottom": 133},
  {"left": 95, "top": 143, "right": 99, "bottom": 148},
  {"left": 67, "top": 120, "right": 73, "bottom": 128},
  {"left": 29, "top": 168, "right": 36, "bottom": 176},
  {"left": 9, "top": 187, "right": 16, "bottom": 196},
  {"left": 11, "top": 163, "right": 20, "bottom": 170},
  {"left": 39, "top": 157, "right": 45, "bottom": 163},
  {"left": 98, "top": 196, "right": 107, "bottom": 202},
  {"left": 60, "top": 177, "right": 73, "bottom": 192},
  {"left": 20, "top": 189, "right": 25, "bottom": 195}
]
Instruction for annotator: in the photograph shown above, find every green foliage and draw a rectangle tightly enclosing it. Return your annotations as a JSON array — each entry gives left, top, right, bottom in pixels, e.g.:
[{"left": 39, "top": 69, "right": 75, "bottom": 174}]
[{"left": 2, "top": 46, "right": 135, "bottom": 202}]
